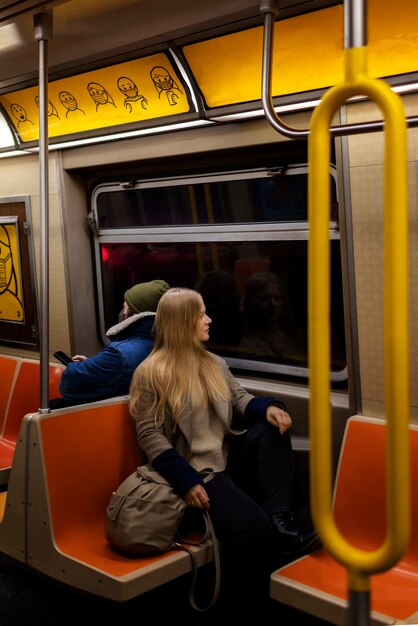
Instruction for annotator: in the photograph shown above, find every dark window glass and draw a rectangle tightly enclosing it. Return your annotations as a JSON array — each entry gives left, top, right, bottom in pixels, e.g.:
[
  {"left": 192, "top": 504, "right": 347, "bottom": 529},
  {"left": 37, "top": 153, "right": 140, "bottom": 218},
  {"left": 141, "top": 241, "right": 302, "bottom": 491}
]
[
  {"left": 99, "top": 239, "right": 346, "bottom": 375},
  {"left": 94, "top": 166, "right": 344, "bottom": 382},
  {"left": 95, "top": 172, "right": 336, "bottom": 228}
]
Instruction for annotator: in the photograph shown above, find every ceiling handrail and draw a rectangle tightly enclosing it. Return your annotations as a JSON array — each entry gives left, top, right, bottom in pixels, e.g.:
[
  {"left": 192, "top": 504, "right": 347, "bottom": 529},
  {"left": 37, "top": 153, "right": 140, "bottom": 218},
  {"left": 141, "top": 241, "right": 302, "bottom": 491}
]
[{"left": 260, "top": 0, "right": 418, "bottom": 138}]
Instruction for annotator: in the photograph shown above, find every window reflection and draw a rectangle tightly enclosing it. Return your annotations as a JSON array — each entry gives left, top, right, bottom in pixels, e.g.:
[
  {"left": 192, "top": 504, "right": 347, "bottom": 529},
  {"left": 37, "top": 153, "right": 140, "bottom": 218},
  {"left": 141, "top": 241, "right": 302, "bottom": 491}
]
[
  {"left": 195, "top": 270, "right": 244, "bottom": 349},
  {"left": 94, "top": 164, "right": 345, "bottom": 382},
  {"left": 99, "top": 239, "right": 346, "bottom": 377},
  {"left": 95, "top": 170, "right": 325, "bottom": 228},
  {"left": 239, "top": 271, "right": 307, "bottom": 365}
]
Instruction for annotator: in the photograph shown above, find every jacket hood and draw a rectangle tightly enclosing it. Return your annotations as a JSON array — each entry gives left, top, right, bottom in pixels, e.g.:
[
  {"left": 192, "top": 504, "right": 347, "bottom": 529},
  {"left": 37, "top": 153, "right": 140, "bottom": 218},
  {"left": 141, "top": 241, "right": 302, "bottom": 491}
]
[{"left": 106, "top": 311, "right": 156, "bottom": 338}]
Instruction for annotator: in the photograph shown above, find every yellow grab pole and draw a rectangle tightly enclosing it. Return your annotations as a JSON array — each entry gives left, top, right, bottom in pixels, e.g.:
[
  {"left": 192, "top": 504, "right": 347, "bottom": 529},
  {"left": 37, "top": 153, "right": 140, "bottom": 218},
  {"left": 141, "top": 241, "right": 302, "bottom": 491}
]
[{"left": 308, "top": 45, "right": 409, "bottom": 594}]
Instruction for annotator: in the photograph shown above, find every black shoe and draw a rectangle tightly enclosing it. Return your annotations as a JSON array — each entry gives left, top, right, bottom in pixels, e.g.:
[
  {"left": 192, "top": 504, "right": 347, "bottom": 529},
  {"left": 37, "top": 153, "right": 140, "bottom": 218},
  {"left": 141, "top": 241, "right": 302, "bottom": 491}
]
[{"left": 270, "top": 511, "right": 321, "bottom": 556}]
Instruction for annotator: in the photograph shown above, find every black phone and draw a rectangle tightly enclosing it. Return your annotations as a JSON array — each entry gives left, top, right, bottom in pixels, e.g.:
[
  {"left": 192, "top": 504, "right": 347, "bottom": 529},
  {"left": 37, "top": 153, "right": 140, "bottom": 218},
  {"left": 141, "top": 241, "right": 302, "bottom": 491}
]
[{"left": 53, "top": 351, "right": 72, "bottom": 366}]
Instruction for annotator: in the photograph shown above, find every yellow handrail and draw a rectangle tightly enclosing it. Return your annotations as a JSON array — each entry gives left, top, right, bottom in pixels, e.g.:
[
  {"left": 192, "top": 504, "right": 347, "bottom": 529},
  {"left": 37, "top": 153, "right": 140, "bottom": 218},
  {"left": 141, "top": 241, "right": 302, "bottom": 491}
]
[{"left": 308, "top": 46, "right": 410, "bottom": 592}]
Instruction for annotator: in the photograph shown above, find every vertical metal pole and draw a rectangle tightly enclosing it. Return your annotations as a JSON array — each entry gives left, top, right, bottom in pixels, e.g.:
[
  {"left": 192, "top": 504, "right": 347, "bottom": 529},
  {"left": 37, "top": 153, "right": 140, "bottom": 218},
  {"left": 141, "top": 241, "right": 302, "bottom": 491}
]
[
  {"left": 348, "top": 590, "right": 370, "bottom": 626},
  {"left": 34, "top": 12, "right": 53, "bottom": 413},
  {"left": 344, "top": 0, "right": 367, "bottom": 49}
]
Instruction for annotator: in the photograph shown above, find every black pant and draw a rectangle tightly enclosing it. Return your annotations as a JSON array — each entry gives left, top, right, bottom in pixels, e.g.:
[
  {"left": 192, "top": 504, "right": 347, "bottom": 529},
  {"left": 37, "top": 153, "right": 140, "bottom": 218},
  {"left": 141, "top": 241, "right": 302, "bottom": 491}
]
[
  {"left": 226, "top": 418, "right": 294, "bottom": 515},
  {"left": 191, "top": 420, "right": 294, "bottom": 613}
]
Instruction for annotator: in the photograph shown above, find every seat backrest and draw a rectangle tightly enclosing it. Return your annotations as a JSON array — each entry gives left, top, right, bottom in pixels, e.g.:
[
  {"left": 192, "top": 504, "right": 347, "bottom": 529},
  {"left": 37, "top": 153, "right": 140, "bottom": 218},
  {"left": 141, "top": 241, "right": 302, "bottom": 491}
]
[
  {"left": 0, "top": 410, "right": 34, "bottom": 561},
  {"left": 333, "top": 417, "right": 418, "bottom": 565},
  {"left": 38, "top": 400, "right": 142, "bottom": 546},
  {"left": 3, "top": 360, "right": 63, "bottom": 442},
  {"left": 0, "top": 355, "right": 20, "bottom": 432}
]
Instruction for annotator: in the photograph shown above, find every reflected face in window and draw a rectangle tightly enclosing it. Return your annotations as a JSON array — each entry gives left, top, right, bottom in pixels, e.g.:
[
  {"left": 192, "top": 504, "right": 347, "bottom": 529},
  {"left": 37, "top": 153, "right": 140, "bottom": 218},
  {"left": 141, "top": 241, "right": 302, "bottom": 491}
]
[
  {"left": 94, "top": 163, "right": 346, "bottom": 380},
  {"left": 256, "top": 285, "right": 284, "bottom": 322},
  {"left": 244, "top": 273, "right": 288, "bottom": 326}
]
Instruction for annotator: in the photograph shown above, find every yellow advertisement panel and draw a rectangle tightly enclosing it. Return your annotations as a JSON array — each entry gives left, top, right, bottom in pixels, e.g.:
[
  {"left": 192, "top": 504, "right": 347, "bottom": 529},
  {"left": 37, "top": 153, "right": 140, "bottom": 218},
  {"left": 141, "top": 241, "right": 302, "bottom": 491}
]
[
  {"left": 183, "top": 7, "right": 344, "bottom": 108},
  {"left": 183, "top": 0, "right": 418, "bottom": 108},
  {"left": 0, "top": 52, "right": 190, "bottom": 142},
  {"left": 0, "top": 220, "right": 24, "bottom": 323}
]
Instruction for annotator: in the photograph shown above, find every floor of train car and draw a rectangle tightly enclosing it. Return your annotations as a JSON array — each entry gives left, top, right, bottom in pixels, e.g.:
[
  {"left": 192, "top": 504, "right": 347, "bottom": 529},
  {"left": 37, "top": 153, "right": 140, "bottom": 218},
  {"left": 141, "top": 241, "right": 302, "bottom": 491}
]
[{"left": 0, "top": 553, "right": 332, "bottom": 625}]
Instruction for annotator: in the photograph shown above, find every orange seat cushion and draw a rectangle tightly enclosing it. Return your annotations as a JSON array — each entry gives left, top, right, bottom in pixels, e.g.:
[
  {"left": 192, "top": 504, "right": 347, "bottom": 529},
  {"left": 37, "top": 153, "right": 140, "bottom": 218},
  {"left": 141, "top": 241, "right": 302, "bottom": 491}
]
[
  {"left": 5, "top": 361, "right": 63, "bottom": 442},
  {"left": 272, "top": 419, "right": 418, "bottom": 621},
  {"left": 0, "top": 356, "right": 19, "bottom": 432},
  {"left": 40, "top": 402, "right": 172, "bottom": 576}
]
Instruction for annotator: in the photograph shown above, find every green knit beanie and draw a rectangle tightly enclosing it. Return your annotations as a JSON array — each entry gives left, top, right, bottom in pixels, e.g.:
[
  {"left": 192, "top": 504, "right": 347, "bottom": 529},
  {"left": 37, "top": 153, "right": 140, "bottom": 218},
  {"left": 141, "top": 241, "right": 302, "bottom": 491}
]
[{"left": 124, "top": 280, "right": 170, "bottom": 314}]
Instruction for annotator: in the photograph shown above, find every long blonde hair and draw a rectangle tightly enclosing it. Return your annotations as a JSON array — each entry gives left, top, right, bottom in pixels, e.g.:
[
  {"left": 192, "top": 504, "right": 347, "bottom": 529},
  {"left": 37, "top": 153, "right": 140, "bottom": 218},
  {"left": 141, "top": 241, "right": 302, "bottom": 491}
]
[{"left": 129, "top": 287, "right": 231, "bottom": 425}]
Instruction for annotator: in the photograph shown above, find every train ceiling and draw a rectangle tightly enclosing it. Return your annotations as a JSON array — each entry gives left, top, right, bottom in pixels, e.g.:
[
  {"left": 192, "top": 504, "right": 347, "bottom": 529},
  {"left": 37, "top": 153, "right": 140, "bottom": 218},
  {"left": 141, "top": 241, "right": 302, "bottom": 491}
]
[
  {"left": 0, "top": 0, "right": 340, "bottom": 89},
  {"left": 0, "top": 0, "right": 416, "bottom": 151}
]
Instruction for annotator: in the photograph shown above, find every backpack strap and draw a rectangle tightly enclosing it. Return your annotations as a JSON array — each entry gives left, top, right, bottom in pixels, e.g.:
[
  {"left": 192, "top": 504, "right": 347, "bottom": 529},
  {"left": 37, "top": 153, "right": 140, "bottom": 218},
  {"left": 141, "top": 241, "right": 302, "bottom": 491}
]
[{"left": 174, "top": 509, "right": 221, "bottom": 612}]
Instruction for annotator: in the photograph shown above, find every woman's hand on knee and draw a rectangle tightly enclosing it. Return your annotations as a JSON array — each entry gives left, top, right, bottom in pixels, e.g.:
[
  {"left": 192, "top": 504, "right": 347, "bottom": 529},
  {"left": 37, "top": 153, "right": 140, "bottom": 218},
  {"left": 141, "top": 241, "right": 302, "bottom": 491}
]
[{"left": 266, "top": 405, "right": 292, "bottom": 434}]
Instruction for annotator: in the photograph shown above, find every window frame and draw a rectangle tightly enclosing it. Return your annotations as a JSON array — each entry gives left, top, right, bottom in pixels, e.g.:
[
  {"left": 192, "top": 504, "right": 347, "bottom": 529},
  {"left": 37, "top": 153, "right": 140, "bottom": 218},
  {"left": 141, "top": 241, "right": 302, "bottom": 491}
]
[{"left": 91, "top": 164, "right": 346, "bottom": 383}]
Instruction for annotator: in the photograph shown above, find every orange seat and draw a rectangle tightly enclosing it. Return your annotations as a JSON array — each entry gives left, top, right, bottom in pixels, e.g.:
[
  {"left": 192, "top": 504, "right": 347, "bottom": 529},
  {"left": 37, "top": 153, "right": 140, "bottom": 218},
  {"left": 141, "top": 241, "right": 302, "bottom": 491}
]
[
  {"left": 17, "top": 399, "right": 214, "bottom": 601},
  {"left": 270, "top": 416, "right": 418, "bottom": 625},
  {"left": 40, "top": 401, "right": 143, "bottom": 575},
  {"left": 0, "top": 355, "right": 20, "bottom": 432},
  {"left": 0, "top": 359, "right": 64, "bottom": 484},
  {"left": 0, "top": 491, "right": 6, "bottom": 522},
  {"left": 3, "top": 360, "right": 63, "bottom": 442}
]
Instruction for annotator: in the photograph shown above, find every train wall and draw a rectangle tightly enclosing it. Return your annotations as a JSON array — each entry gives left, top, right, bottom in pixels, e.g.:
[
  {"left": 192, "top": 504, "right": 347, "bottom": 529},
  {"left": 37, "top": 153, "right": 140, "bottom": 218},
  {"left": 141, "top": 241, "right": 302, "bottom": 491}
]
[
  {"left": 0, "top": 95, "right": 417, "bottom": 425},
  {"left": 346, "top": 93, "right": 418, "bottom": 422}
]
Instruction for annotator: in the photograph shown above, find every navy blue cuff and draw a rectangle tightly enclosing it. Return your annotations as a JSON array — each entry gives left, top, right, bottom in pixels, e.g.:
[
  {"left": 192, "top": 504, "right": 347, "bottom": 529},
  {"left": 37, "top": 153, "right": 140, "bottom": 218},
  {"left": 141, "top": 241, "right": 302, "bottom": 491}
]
[
  {"left": 244, "top": 396, "right": 287, "bottom": 424},
  {"left": 152, "top": 448, "right": 204, "bottom": 497}
]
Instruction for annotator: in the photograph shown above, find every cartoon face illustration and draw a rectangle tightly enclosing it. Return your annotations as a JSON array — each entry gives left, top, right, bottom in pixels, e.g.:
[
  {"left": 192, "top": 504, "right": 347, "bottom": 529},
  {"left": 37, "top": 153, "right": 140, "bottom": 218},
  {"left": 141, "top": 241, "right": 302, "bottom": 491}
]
[
  {"left": 59, "top": 91, "right": 79, "bottom": 112},
  {"left": 10, "top": 103, "right": 34, "bottom": 127},
  {"left": 116, "top": 75, "right": 148, "bottom": 111},
  {"left": 11, "top": 103, "right": 27, "bottom": 123},
  {"left": 87, "top": 82, "right": 116, "bottom": 109},
  {"left": 150, "top": 66, "right": 182, "bottom": 105},
  {"left": 59, "top": 90, "right": 85, "bottom": 117},
  {"left": 11, "top": 104, "right": 28, "bottom": 123},
  {"left": 0, "top": 227, "right": 12, "bottom": 293},
  {"left": 117, "top": 76, "right": 138, "bottom": 99},
  {"left": 0, "top": 224, "right": 23, "bottom": 321},
  {"left": 35, "top": 96, "right": 60, "bottom": 119},
  {"left": 150, "top": 66, "right": 175, "bottom": 93}
]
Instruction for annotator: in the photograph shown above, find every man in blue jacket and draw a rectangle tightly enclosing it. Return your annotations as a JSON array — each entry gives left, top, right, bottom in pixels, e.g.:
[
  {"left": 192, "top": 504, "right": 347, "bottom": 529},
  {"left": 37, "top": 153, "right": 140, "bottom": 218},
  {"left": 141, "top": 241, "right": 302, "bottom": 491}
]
[{"left": 51, "top": 279, "right": 170, "bottom": 408}]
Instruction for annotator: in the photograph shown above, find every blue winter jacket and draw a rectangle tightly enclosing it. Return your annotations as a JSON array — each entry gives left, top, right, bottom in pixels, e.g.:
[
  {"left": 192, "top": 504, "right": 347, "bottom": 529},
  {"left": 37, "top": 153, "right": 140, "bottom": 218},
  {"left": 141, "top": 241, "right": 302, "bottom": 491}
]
[{"left": 58, "top": 312, "right": 155, "bottom": 406}]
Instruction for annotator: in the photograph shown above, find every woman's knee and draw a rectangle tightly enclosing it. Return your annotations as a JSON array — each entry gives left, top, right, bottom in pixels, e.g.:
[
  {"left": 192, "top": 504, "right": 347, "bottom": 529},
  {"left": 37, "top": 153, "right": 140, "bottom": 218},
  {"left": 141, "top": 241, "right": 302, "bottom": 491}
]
[
  {"left": 247, "top": 418, "right": 291, "bottom": 450},
  {"left": 228, "top": 510, "right": 272, "bottom": 548}
]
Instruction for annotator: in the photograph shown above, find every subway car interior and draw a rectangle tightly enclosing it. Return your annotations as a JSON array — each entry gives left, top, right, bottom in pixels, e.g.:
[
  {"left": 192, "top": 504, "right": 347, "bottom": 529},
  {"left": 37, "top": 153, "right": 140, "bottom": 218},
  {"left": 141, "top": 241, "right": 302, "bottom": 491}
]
[{"left": 0, "top": 0, "right": 416, "bottom": 624}]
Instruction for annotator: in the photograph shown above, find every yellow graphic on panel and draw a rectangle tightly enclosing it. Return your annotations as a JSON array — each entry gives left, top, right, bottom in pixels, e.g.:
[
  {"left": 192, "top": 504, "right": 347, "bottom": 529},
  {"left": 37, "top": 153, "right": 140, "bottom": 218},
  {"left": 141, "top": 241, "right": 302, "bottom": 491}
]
[
  {"left": 0, "top": 52, "right": 189, "bottom": 142},
  {"left": 0, "top": 222, "right": 24, "bottom": 323},
  {"left": 183, "top": 0, "right": 418, "bottom": 108},
  {"left": 183, "top": 7, "right": 345, "bottom": 108}
]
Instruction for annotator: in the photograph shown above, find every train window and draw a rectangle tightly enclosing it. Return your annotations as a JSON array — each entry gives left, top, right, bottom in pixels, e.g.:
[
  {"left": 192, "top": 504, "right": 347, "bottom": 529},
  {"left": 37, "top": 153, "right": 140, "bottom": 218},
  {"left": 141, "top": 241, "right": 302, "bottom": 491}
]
[
  {"left": 92, "top": 165, "right": 346, "bottom": 383},
  {"left": 94, "top": 169, "right": 311, "bottom": 228}
]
